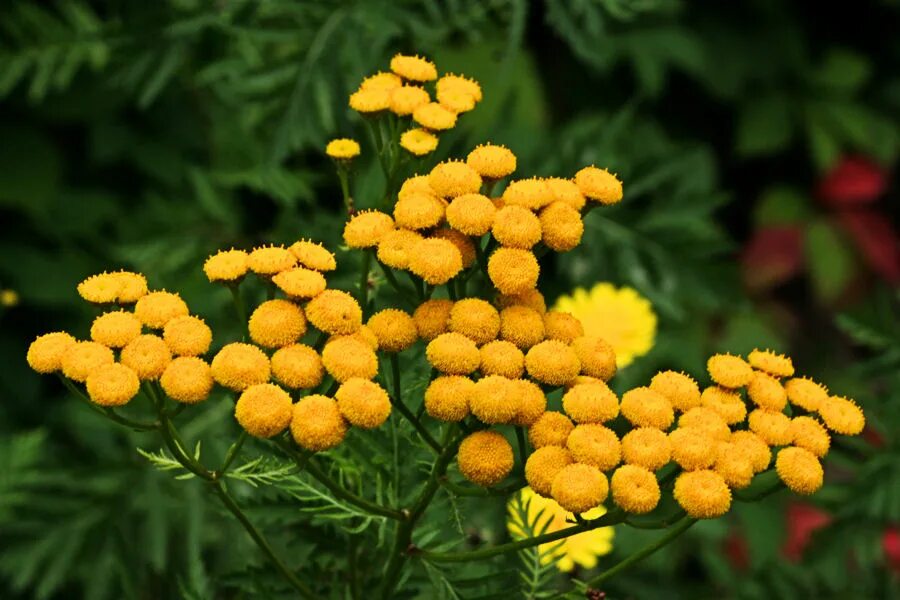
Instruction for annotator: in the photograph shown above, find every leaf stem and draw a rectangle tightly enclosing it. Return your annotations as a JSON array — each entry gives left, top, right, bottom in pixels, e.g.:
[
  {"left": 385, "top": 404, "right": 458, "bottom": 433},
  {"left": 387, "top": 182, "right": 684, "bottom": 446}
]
[
  {"left": 358, "top": 249, "right": 372, "bottom": 316},
  {"left": 58, "top": 374, "right": 158, "bottom": 430},
  {"left": 388, "top": 354, "right": 440, "bottom": 454}
]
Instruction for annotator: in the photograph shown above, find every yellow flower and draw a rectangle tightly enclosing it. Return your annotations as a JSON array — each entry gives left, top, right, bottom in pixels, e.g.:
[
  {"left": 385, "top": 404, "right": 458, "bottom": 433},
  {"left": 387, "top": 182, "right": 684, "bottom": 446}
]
[
  {"left": 469, "top": 375, "right": 517, "bottom": 424},
  {"left": 335, "top": 378, "right": 391, "bottom": 429},
  {"left": 306, "top": 290, "right": 362, "bottom": 335},
  {"left": 27, "top": 332, "right": 76, "bottom": 374},
  {"left": 700, "top": 385, "right": 747, "bottom": 425},
  {"left": 747, "top": 370, "right": 787, "bottom": 411},
  {"left": 620, "top": 387, "right": 674, "bottom": 430},
  {"left": 611, "top": 465, "right": 661, "bottom": 514},
  {"left": 413, "top": 102, "right": 457, "bottom": 131},
  {"left": 408, "top": 238, "right": 463, "bottom": 285},
  {"left": 543, "top": 311, "right": 584, "bottom": 344},
  {"left": 390, "top": 54, "right": 437, "bottom": 82},
  {"left": 446, "top": 193, "right": 496, "bottom": 236},
  {"left": 248, "top": 299, "right": 307, "bottom": 349},
  {"left": 714, "top": 445, "right": 754, "bottom": 490},
  {"left": 567, "top": 424, "right": 621, "bottom": 472},
  {"left": 574, "top": 166, "right": 623, "bottom": 205},
  {"left": 271, "top": 344, "right": 323, "bottom": 390},
  {"left": 272, "top": 267, "right": 327, "bottom": 299},
  {"left": 390, "top": 85, "right": 431, "bottom": 116},
  {"left": 427, "top": 332, "right": 480, "bottom": 374},
  {"left": 431, "top": 229, "right": 476, "bottom": 269},
  {"left": 349, "top": 88, "right": 391, "bottom": 113},
  {"left": 539, "top": 202, "right": 584, "bottom": 252},
  {"left": 528, "top": 411, "right": 574, "bottom": 449},
  {"left": 674, "top": 470, "right": 732, "bottom": 519},
  {"left": 553, "top": 283, "right": 656, "bottom": 368},
  {"left": 235, "top": 383, "right": 293, "bottom": 438},
  {"left": 291, "top": 395, "right": 348, "bottom": 451},
  {"left": 424, "top": 376, "right": 474, "bottom": 422},
  {"left": 479, "top": 340, "right": 524, "bottom": 378},
  {"left": 817, "top": 395, "right": 865, "bottom": 435},
  {"left": 545, "top": 178, "right": 586, "bottom": 210},
  {"left": 729, "top": 430, "right": 771, "bottom": 473},
  {"left": 210, "top": 342, "right": 271, "bottom": 391},
  {"left": 412, "top": 299, "right": 454, "bottom": 341},
  {"left": 448, "top": 298, "right": 499, "bottom": 345},
  {"left": 457, "top": 430, "right": 514, "bottom": 487},
  {"left": 707, "top": 353, "right": 753, "bottom": 389},
  {"left": 325, "top": 138, "right": 360, "bottom": 160},
  {"left": 366, "top": 308, "right": 418, "bottom": 353},
  {"left": 204, "top": 249, "right": 249, "bottom": 283},
  {"left": 748, "top": 408, "right": 792, "bottom": 446},
  {"left": 621, "top": 427, "right": 671, "bottom": 471},
  {"left": 488, "top": 247, "right": 540, "bottom": 295},
  {"left": 775, "top": 447, "right": 824, "bottom": 495},
  {"left": 437, "top": 88, "right": 476, "bottom": 113},
  {"left": 512, "top": 379, "right": 548, "bottom": 426},
  {"left": 507, "top": 487, "right": 614, "bottom": 572},
  {"left": 571, "top": 336, "right": 617, "bottom": 381},
  {"left": 436, "top": 73, "right": 482, "bottom": 102},
  {"left": 399, "top": 175, "right": 437, "bottom": 199},
  {"left": 525, "top": 446, "right": 574, "bottom": 497},
  {"left": 492, "top": 205, "right": 542, "bottom": 249},
  {"left": 551, "top": 463, "right": 608, "bottom": 514},
  {"left": 134, "top": 291, "right": 189, "bottom": 329},
  {"left": 61, "top": 341, "right": 115, "bottom": 382},
  {"left": 502, "top": 178, "right": 552, "bottom": 210},
  {"left": 86, "top": 363, "right": 140, "bottom": 407},
  {"left": 359, "top": 71, "right": 402, "bottom": 92},
  {"left": 466, "top": 143, "right": 516, "bottom": 179},
  {"left": 289, "top": 240, "right": 337, "bottom": 272},
  {"left": 650, "top": 370, "right": 701, "bottom": 412},
  {"left": 393, "top": 192, "right": 445, "bottom": 230},
  {"left": 321, "top": 336, "right": 378, "bottom": 382},
  {"left": 0, "top": 289, "right": 19, "bottom": 307},
  {"left": 77, "top": 271, "right": 148, "bottom": 304},
  {"left": 429, "top": 160, "right": 483, "bottom": 199},
  {"left": 669, "top": 427, "right": 718, "bottom": 470},
  {"left": 248, "top": 245, "right": 297, "bottom": 276},
  {"left": 120, "top": 334, "right": 172, "bottom": 381},
  {"left": 525, "top": 340, "right": 581, "bottom": 387},
  {"left": 90, "top": 310, "right": 142, "bottom": 349},
  {"left": 344, "top": 210, "right": 395, "bottom": 249},
  {"left": 400, "top": 128, "right": 439, "bottom": 156},
  {"left": 784, "top": 377, "right": 828, "bottom": 412},
  {"left": 562, "top": 382, "right": 619, "bottom": 424},
  {"left": 377, "top": 229, "right": 424, "bottom": 270},
  {"left": 162, "top": 315, "right": 212, "bottom": 357},
  {"left": 499, "top": 305, "right": 545, "bottom": 349},
  {"left": 748, "top": 349, "right": 794, "bottom": 378},
  {"left": 160, "top": 356, "right": 214, "bottom": 404},
  {"left": 496, "top": 289, "right": 547, "bottom": 314}
]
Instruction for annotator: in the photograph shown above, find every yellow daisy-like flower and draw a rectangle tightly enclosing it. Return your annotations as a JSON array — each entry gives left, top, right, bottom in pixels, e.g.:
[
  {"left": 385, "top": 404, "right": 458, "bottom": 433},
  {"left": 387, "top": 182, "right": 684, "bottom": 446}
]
[
  {"left": 437, "top": 88, "right": 477, "bottom": 114},
  {"left": 160, "top": 356, "right": 214, "bottom": 404},
  {"left": 425, "top": 376, "right": 474, "bottom": 422},
  {"left": 466, "top": 144, "right": 516, "bottom": 180},
  {"left": 204, "top": 249, "right": 250, "bottom": 283},
  {"left": 611, "top": 465, "right": 661, "bottom": 514},
  {"left": 492, "top": 205, "right": 542, "bottom": 249},
  {"left": 567, "top": 424, "right": 621, "bottom": 472},
  {"left": 789, "top": 416, "right": 831, "bottom": 458},
  {"left": 413, "top": 299, "right": 453, "bottom": 341},
  {"left": 343, "top": 210, "right": 395, "bottom": 249},
  {"left": 543, "top": 311, "right": 584, "bottom": 344},
  {"left": 408, "top": 238, "right": 463, "bottom": 285},
  {"left": 162, "top": 315, "right": 212, "bottom": 357},
  {"left": 431, "top": 229, "right": 476, "bottom": 269},
  {"left": 674, "top": 470, "right": 731, "bottom": 519},
  {"left": 77, "top": 271, "right": 148, "bottom": 304},
  {"left": 469, "top": 375, "right": 518, "bottom": 425},
  {"left": 429, "top": 160, "right": 483, "bottom": 199},
  {"left": 748, "top": 408, "right": 792, "bottom": 446},
  {"left": 413, "top": 102, "right": 457, "bottom": 131},
  {"left": 349, "top": 88, "right": 391, "bottom": 113},
  {"left": 390, "top": 54, "right": 437, "bottom": 82},
  {"left": 748, "top": 349, "right": 794, "bottom": 378},
  {"left": 707, "top": 353, "right": 753, "bottom": 389},
  {"left": 235, "top": 383, "right": 293, "bottom": 438},
  {"left": 446, "top": 193, "right": 496, "bottom": 236},
  {"left": 545, "top": 178, "right": 586, "bottom": 210},
  {"left": 496, "top": 289, "right": 547, "bottom": 314},
  {"left": 502, "top": 178, "right": 552, "bottom": 211},
  {"left": 61, "top": 341, "right": 115, "bottom": 382},
  {"left": 390, "top": 85, "right": 431, "bottom": 116},
  {"left": 817, "top": 395, "right": 865, "bottom": 435},
  {"left": 134, "top": 291, "right": 189, "bottom": 330},
  {"left": 650, "top": 371, "right": 701, "bottom": 412},
  {"left": 398, "top": 175, "right": 436, "bottom": 199},
  {"left": 621, "top": 427, "right": 671, "bottom": 471},
  {"left": 487, "top": 247, "right": 540, "bottom": 295},
  {"left": 775, "top": 446, "right": 824, "bottom": 495},
  {"left": 525, "top": 446, "right": 574, "bottom": 497},
  {"left": 747, "top": 370, "right": 787, "bottom": 411},
  {"left": 27, "top": 332, "right": 76, "bottom": 374},
  {"left": 730, "top": 430, "right": 772, "bottom": 473},
  {"left": 436, "top": 74, "right": 483, "bottom": 103},
  {"left": 700, "top": 385, "right": 747, "bottom": 425},
  {"left": 366, "top": 308, "right": 418, "bottom": 353},
  {"left": 377, "top": 229, "right": 423, "bottom": 270},
  {"left": 335, "top": 378, "right": 391, "bottom": 429},
  {"left": 321, "top": 336, "right": 378, "bottom": 382},
  {"left": 272, "top": 267, "right": 327, "bottom": 299},
  {"left": 539, "top": 202, "right": 584, "bottom": 252},
  {"left": 669, "top": 427, "right": 718, "bottom": 470},
  {"left": 248, "top": 299, "right": 307, "bottom": 349},
  {"left": 90, "top": 310, "right": 142, "bottom": 349},
  {"left": 291, "top": 395, "right": 348, "bottom": 451},
  {"left": 393, "top": 192, "right": 445, "bottom": 231},
  {"left": 289, "top": 240, "right": 337, "bottom": 272},
  {"left": 571, "top": 336, "right": 617, "bottom": 381},
  {"left": 400, "top": 128, "right": 439, "bottom": 156},
  {"left": 120, "top": 334, "right": 172, "bottom": 381},
  {"left": 553, "top": 283, "right": 656, "bottom": 368},
  {"left": 528, "top": 411, "right": 575, "bottom": 449},
  {"left": 86, "top": 363, "right": 141, "bottom": 407},
  {"left": 359, "top": 71, "right": 402, "bottom": 92},
  {"left": 426, "top": 332, "right": 480, "bottom": 375},
  {"left": 271, "top": 344, "right": 323, "bottom": 390},
  {"left": 248, "top": 245, "right": 297, "bottom": 276},
  {"left": 551, "top": 463, "right": 609, "bottom": 514},
  {"left": 574, "top": 166, "right": 623, "bottom": 205},
  {"left": 562, "top": 382, "right": 619, "bottom": 424},
  {"left": 210, "top": 342, "right": 271, "bottom": 391},
  {"left": 525, "top": 340, "right": 581, "bottom": 387},
  {"left": 508, "top": 487, "right": 614, "bottom": 572},
  {"left": 325, "top": 138, "right": 360, "bottom": 160},
  {"left": 620, "top": 387, "right": 674, "bottom": 430},
  {"left": 678, "top": 406, "right": 731, "bottom": 441},
  {"left": 306, "top": 290, "right": 362, "bottom": 336},
  {"left": 512, "top": 379, "right": 548, "bottom": 427},
  {"left": 499, "top": 305, "right": 545, "bottom": 349},
  {"left": 479, "top": 340, "right": 525, "bottom": 378},
  {"left": 449, "top": 298, "right": 499, "bottom": 345},
  {"left": 784, "top": 377, "right": 828, "bottom": 412},
  {"left": 457, "top": 430, "right": 514, "bottom": 487}
]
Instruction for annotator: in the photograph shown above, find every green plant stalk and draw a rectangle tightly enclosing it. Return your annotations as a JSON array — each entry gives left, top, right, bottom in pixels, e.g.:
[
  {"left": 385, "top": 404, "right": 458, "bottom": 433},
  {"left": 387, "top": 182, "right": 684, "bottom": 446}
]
[
  {"left": 440, "top": 476, "right": 526, "bottom": 497},
  {"left": 388, "top": 354, "right": 441, "bottom": 454},
  {"left": 583, "top": 516, "right": 697, "bottom": 588},
  {"left": 337, "top": 166, "right": 353, "bottom": 214},
  {"left": 358, "top": 249, "right": 372, "bottom": 315},
  {"left": 58, "top": 374, "right": 158, "bottom": 430},
  {"left": 375, "top": 259, "right": 417, "bottom": 307},
  {"left": 228, "top": 283, "right": 247, "bottom": 335},
  {"left": 218, "top": 430, "right": 248, "bottom": 475}
]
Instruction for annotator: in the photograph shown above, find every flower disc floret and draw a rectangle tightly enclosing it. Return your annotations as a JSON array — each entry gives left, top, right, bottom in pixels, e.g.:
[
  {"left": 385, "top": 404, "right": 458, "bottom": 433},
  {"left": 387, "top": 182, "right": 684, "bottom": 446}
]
[
  {"left": 426, "top": 332, "right": 480, "bottom": 375},
  {"left": 408, "top": 238, "right": 463, "bottom": 285},
  {"left": 674, "top": 470, "right": 731, "bottom": 519},
  {"left": 529, "top": 411, "right": 575, "bottom": 449},
  {"left": 160, "top": 356, "right": 214, "bottom": 404},
  {"left": 620, "top": 387, "right": 674, "bottom": 430},
  {"left": 390, "top": 54, "right": 437, "bottom": 81},
  {"left": 306, "top": 290, "right": 362, "bottom": 335},
  {"left": 492, "top": 205, "right": 542, "bottom": 249},
  {"left": 571, "top": 336, "right": 617, "bottom": 381},
  {"left": 551, "top": 464, "right": 608, "bottom": 514},
  {"left": 469, "top": 375, "right": 517, "bottom": 424},
  {"left": 248, "top": 299, "right": 307, "bottom": 349},
  {"left": 400, "top": 128, "right": 439, "bottom": 156},
  {"left": 748, "top": 409, "right": 792, "bottom": 446},
  {"left": 817, "top": 395, "right": 865, "bottom": 435},
  {"left": 512, "top": 379, "right": 548, "bottom": 426},
  {"left": 466, "top": 144, "right": 516, "bottom": 179},
  {"left": 776, "top": 447, "right": 824, "bottom": 495},
  {"left": 343, "top": 210, "right": 394, "bottom": 248},
  {"left": 134, "top": 291, "right": 189, "bottom": 329},
  {"left": 271, "top": 344, "right": 323, "bottom": 389},
  {"left": 272, "top": 267, "right": 327, "bottom": 299},
  {"left": 326, "top": 138, "right": 360, "bottom": 159},
  {"left": 210, "top": 342, "right": 271, "bottom": 391},
  {"left": 458, "top": 430, "right": 514, "bottom": 487},
  {"left": 291, "top": 395, "right": 348, "bottom": 451},
  {"left": 543, "top": 311, "right": 585, "bottom": 343},
  {"left": 747, "top": 370, "right": 787, "bottom": 411},
  {"left": 204, "top": 249, "right": 249, "bottom": 282},
  {"left": 479, "top": 340, "right": 525, "bottom": 378},
  {"left": 449, "top": 298, "right": 500, "bottom": 346},
  {"left": 163, "top": 315, "right": 212, "bottom": 356},
  {"left": 27, "top": 332, "right": 76, "bottom": 374},
  {"left": 707, "top": 353, "right": 753, "bottom": 389},
  {"left": 321, "top": 336, "right": 378, "bottom": 382},
  {"left": 86, "top": 363, "right": 140, "bottom": 406},
  {"left": 525, "top": 340, "right": 581, "bottom": 387},
  {"left": 120, "top": 334, "right": 171, "bottom": 380},
  {"left": 335, "top": 378, "right": 391, "bottom": 429},
  {"left": 562, "top": 382, "right": 619, "bottom": 424},
  {"left": 366, "top": 309, "right": 418, "bottom": 353},
  {"left": 567, "top": 424, "right": 621, "bottom": 471},
  {"left": 574, "top": 166, "right": 623, "bottom": 205},
  {"left": 234, "top": 383, "right": 292, "bottom": 438},
  {"left": 425, "top": 376, "right": 473, "bottom": 422},
  {"left": 413, "top": 102, "right": 457, "bottom": 131},
  {"left": 446, "top": 193, "right": 496, "bottom": 236},
  {"left": 502, "top": 178, "right": 552, "bottom": 210},
  {"left": 248, "top": 245, "right": 297, "bottom": 276},
  {"left": 289, "top": 240, "right": 336, "bottom": 272},
  {"left": 487, "top": 247, "right": 540, "bottom": 295},
  {"left": 621, "top": 427, "right": 671, "bottom": 471},
  {"left": 377, "top": 229, "right": 423, "bottom": 269},
  {"left": 413, "top": 299, "right": 453, "bottom": 340},
  {"left": 525, "top": 446, "right": 574, "bottom": 497},
  {"left": 499, "top": 305, "right": 545, "bottom": 349},
  {"left": 91, "top": 311, "right": 142, "bottom": 349},
  {"left": 669, "top": 427, "right": 718, "bottom": 470},
  {"left": 540, "top": 202, "right": 584, "bottom": 252},
  {"left": 700, "top": 385, "right": 747, "bottom": 425},
  {"left": 611, "top": 465, "right": 660, "bottom": 514},
  {"left": 429, "top": 161, "right": 483, "bottom": 199}
]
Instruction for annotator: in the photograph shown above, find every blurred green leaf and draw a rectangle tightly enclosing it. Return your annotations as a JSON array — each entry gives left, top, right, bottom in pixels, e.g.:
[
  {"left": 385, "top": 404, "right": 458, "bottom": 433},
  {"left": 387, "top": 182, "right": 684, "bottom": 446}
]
[{"left": 804, "top": 219, "right": 856, "bottom": 303}]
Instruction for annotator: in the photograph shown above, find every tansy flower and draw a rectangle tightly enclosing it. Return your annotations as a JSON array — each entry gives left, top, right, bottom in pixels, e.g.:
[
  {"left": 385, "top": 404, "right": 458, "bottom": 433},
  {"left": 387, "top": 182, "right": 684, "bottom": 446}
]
[
  {"left": 408, "top": 238, "right": 463, "bottom": 285},
  {"left": 272, "top": 267, "right": 327, "bottom": 299},
  {"left": 325, "top": 138, "right": 360, "bottom": 160},
  {"left": 707, "top": 353, "right": 753, "bottom": 389},
  {"left": 271, "top": 344, "right": 323, "bottom": 390},
  {"left": 748, "top": 408, "right": 792, "bottom": 446},
  {"left": 438, "top": 88, "right": 476, "bottom": 113},
  {"left": 321, "top": 336, "right": 378, "bottom": 382},
  {"left": 413, "top": 299, "right": 453, "bottom": 340},
  {"left": 377, "top": 229, "right": 424, "bottom": 270},
  {"left": 747, "top": 370, "right": 787, "bottom": 411},
  {"left": 436, "top": 74, "right": 482, "bottom": 102},
  {"left": 449, "top": 298, "right": 499, "bottom": 345},
  {"left": 248, "top": 299, "right": 307, "bottom": 349},
  {"left": 570, "top": 336, "right": 617, "bottom": 381},
  {"left": 61, "top": 341, "right": 114, "bottom": 382},
  {"left": 525, "top": 446, "right": 574, "bottom": 497},
  {"left": 543, "top": 311, "right": 585, "bottom": 344},
  {"left": 817, "top": 395, "right": 865, "bottom": 435},
  {"left": 551, "top": 463, "right": 608, "bottom": 514},
  {"left": 431, "top": 229, "right": 476, "bottom": 268},
  {"left": 90, "top": 310, "right": 142, "bottom": 349},
  {"left": 349, "top": 88, "right": 390, "bottom": 113},
  {"left": 162, "top": 315, "right": 212, "bottom": 357},
  {"left": 574, "top": 166, "right": 623, "bottom": 205},
  {"left": 545, "top": 178, "right": 586, "bottom": 210},
  {"left": 210, "top": 342, "right": 271, "bottom": 391},
  {"left": 784, "top": 377, "right": 828, "bottom": 412},
  {"left": 306, "top": 290, "right": 362, "bottom": 335},
  {"left": 700, "top": 385, "right": 747, "bottom": 425},
  {"left": 529, "top": 411, "right": 575, "bottom": 449},
  {"left": 291, "top": 395, "right": 348, "bottom": 451},
  {"left": 391, "top": 85, "right": 431, "bottom": 116},
  {"left": 776, "top": 447, "right": 824, "bottom": 495},
  {"left": 621, "top": 427, "right": 671, "bottom": 471},
  {"left": 502, "top": 178, "right": 552, "bottom": 210},
  {"left": 398, "top": 175, "right": 436, "bottom": 199},
  {"left": 789, "top": 416, "right": 831, "bottom": 457},
  {"left": 620, "top": 387, "right": 674, "bottom": 430},
  {"left": 289, "top": 240, "right": 337, "bottom": 272},
  {"left": 479, "top": 340, "right": 525, "bottom": 378},
  {"left": 400, "top": 128, "right": 439, "bottom": 156},
  {"left": 492, "top": 205, "right": 542, "bottom": 249},
  {"left": 120, "top": 334, "right": 172, "bottom": 380},
  {"left": 554, "top": 284, "right": 655, "bottom": 368},
  {"left": 160, "top": 356, "right": 214, "bottom": 404},
  {"left": 466, "top": 144, "right": 516, "bottom": 180},
  {"left": 248, "top": 245, "right": 297, "bottom": 276},
  {"left": 446, "top": 193, "right": 496, "bottom": 236},
  {"left": 714, "top": 445, "right": 754, "bottom": 489},
  {"left": 729, "top": 430, "right": 772, "bottom": 473},
  {"left": 425, "top": 376, "right": 474, "bottom": 422},
  {"left": 235, "top": 383, "right": 292, "bottom": 438},
  {"left": 499, "top": 305, "right": 545, "bottom": 349},
  {"left": 469, "top": 375, "right": 517, "bottom": 424},
  {"left": 426, "top": 332, "right": 480, "bottom": 375},
  {"left": 567, "top": 424, "right": 621, "bottom": 472},
  {"left": 678, "top": 406, "right": 731, "bottom": 441},
  {"left": 78, "top": 271, "right": 148, "bottom": 304},
  {"left": 748, "top": 349, "right": 794, "bottom": 378},
  {"left": 507, "top": 487, "right": 614, "bottom": 572},
  {"left": 360, "top": 71, "right": 402, "bottom": 91},
  {"left": 429, "top": 161, "right": 482, "bottom": 199},
  {"left": 350, "top": 325, "right": 380, "bottom": 350},
  {"left": 496, "top": 289, "right": 547, "bottom": 314},
  {"left": 525, "top": 340, "right": 581, "bottom": 387},
  {"left": 457, "top": 430, "right": 514, "bottom": 487},
  {"left": 650, "top": 371, "right": 701, "bottom": 412},
  {"left": 134, "top": 291, "right": 189, "bottom": 330},
  {"left": 413, "top": 102, "right": 457, "bottom": 131},
  {"left": 674, "top": 470, "right": 731, "bottom": 519},
  {"left": 390, "top": 54, "right": 437, "bottom": 82},
  {"left": 562, "top": 382, "right": 619, "bottom": 424},
  {"left": 512, "top": 379, "right": 548, "bottom": 426},
  {"left": 204, "top": 249, "right": 249, "bottom": 283},
  {"left": 393, "top": 191, "right": 445, "bottom": 230},
  {"left": 539, "top": 202, "right": 584, "bottom": 252},
  {"left": 669, "top": 427, "right": 718, "bottom": 470},
  {"left": 367, "top": 309, "right": 418, "bottom": 352},
  {"left": 335, "top": 378, "right": 391, "bottom": 429},
  {"left": 488, "top": 248, "right": 540, "bottom": 295},
  {"left": 113, "top": 272, "right": 149, "bottom": 303},
  {"left": 27, "top": 332, "right": 76, "bottom": 373},
  {"left": 86, "top": 363, "right": 140, "bottom": 407},
  {"left": 611, "top": 465, "right": 661, "bottom": 514},
  {"left": 344, "top": 210, "right": 394, "bottom": 248}
]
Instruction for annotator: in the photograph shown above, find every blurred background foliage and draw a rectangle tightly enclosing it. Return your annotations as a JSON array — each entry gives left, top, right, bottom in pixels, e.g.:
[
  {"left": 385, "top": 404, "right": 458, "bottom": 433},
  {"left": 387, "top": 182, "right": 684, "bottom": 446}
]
[{"left": 1, "top": 0, "right": 898, "bottom": 598}]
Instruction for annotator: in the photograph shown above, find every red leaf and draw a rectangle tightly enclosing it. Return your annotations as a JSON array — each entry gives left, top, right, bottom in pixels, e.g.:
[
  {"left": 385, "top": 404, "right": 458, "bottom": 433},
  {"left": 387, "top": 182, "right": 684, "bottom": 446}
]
[
  {"left": 741, "top": 226, "right": 804, "bottom": 290},
  {"left": 838, "top": 209, "right": 900, "bottom": 284},
  {"left": 884, "top": 526, "right": 900, "bottom": 572},
  {"left": 783, "top": 502, "right": 831, "bottom": 562},
  {"left": 817, "top": 155, "right": 888, "bottom": 207}
]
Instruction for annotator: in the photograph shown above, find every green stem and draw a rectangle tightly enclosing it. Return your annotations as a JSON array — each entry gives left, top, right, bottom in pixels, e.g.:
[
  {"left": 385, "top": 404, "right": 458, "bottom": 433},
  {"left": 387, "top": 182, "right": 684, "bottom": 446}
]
[
  {"left": 219, "top": 430, "right": 248, "bottom": 474},
  {"left": 375, "top": 259, "right": 416, "bottom": 307},
  {"left": 337, "top": 167, "right": 353, "bottom": 214},
  {"left": 388, "top": 354, "right": 440, "bottom": 454},
  {"left": 625, "top": 508, "right": 687, "bottom": 529},
  {"left": 515, "top": 427, "right": 527, "bottom": 467},
  {"left": 358, "top": 249, "right": 372, "bottom": 316},
  {"left": 583, "top": 516, "right": 697, "bottom": 588},
  {"left": 440, "top": 476, "right": 526, "bottom": 497},
  {"left": 228, "top": 284, "right": 247, "bottom": 334},
  {"left": 58, "top": 374, "right": 158, "bottom": 430}
]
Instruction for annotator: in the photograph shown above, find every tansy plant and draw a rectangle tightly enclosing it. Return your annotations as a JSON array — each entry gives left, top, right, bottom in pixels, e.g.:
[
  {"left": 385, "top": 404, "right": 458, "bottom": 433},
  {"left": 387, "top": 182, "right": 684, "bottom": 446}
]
[{"left": 26, "top": 53, "right": 867, "bottom": 598}]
